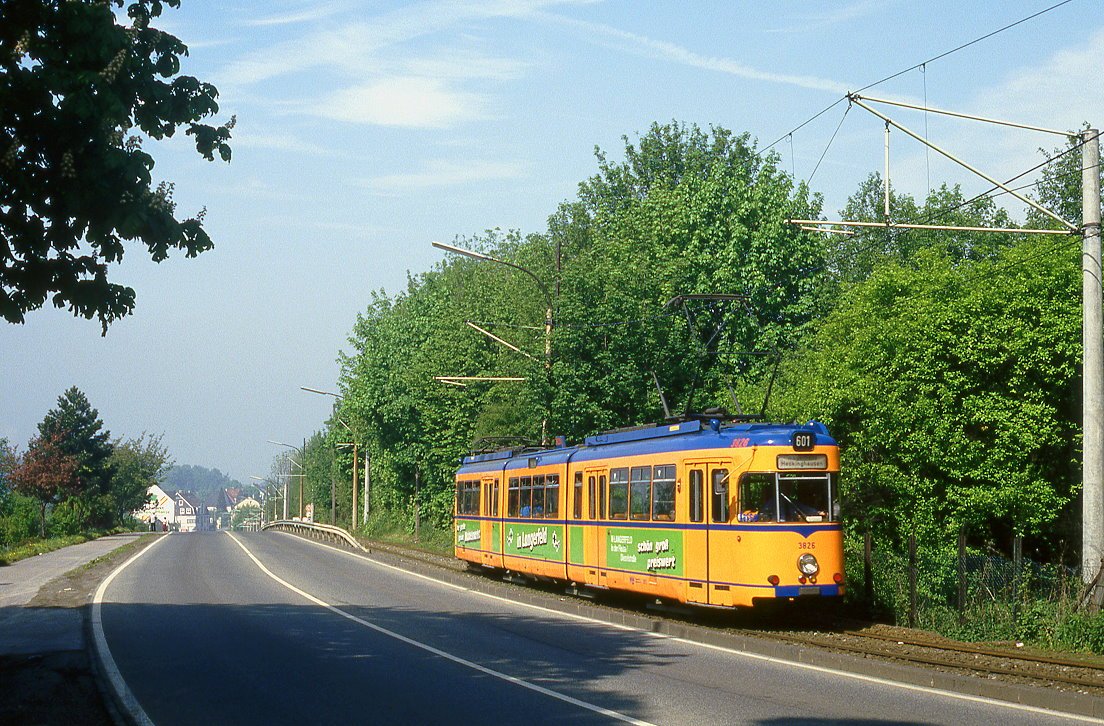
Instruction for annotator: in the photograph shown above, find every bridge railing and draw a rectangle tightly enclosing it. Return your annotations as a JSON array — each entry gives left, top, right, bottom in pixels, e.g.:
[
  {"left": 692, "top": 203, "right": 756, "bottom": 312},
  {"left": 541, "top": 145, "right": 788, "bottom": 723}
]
[{"left": 261, "top": 520, "right": 368, "bottom": 553}]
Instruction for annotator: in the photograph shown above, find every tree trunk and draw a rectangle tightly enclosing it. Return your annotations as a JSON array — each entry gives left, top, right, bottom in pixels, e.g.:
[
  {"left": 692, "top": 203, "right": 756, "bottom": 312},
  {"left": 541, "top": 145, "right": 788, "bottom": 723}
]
[{"left": 39, "top": 502, "right": 47, "bottom": 539}]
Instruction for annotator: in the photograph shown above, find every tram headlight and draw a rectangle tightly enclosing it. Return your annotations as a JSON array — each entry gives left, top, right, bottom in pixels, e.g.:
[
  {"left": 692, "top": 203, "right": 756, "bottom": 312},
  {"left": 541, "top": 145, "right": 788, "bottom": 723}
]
[{"left": 798, "top": 553, "right": 819, "bottom": 576}]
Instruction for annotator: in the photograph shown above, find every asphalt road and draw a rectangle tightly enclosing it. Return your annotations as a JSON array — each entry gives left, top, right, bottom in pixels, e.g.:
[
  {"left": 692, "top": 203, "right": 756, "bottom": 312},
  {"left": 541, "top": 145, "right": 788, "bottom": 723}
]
[{"left": 98, "top": 531, "right": 1095, "bottom": 725}]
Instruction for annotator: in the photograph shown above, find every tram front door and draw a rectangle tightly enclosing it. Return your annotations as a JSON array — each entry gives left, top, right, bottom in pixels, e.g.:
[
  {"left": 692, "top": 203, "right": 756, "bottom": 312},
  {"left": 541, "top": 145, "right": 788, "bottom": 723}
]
[{"left": 685, "top": 461, "right": 732, "bottom": 606}]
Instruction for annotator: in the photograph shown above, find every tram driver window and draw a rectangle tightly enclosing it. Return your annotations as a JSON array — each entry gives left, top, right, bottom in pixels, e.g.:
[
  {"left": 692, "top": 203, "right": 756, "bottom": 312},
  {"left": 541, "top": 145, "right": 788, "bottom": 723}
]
[
  {"left": 777, "top": 473, "right": 832, "bottom": 522},
  {"left": 711, "top": 469, "right": 730, "bottom": 523}
]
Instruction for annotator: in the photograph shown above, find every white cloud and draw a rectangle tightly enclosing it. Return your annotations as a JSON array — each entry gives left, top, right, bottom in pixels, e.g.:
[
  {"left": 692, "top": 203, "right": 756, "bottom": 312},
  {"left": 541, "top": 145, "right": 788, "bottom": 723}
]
[
  {"left": 246, "top": 4, "right": 344, "bottom": 27},
  {"left": 972, "top": 25, "right": 1104, "bottom": 137},
  {"left": 218, "top": 1, "right": 580, "bottom": 88},
  {"left": 362, "top": 159, "right": 527, "bottom": 191},
  {"left": 536, "top": 12, "right": 851, "bottom": 95},
  {"left": 312, "top": 77, "right": 489, "bottom": 128}
]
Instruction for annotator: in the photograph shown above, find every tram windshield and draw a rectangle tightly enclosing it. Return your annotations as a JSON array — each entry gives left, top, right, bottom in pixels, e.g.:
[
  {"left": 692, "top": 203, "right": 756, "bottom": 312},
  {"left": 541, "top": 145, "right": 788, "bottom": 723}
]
[{"left": 738, "top": 472, "right": 835, "bottom": 523}]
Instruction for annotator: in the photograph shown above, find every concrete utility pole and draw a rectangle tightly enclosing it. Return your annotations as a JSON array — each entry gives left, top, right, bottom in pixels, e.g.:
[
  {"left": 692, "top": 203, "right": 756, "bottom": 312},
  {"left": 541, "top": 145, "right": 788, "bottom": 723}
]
[
  {"left": 352, "top": 441, "right": 359, "bottom": 530},
  {"left": 1083, "top": 128, "right": 1103, "bottom": 602}
]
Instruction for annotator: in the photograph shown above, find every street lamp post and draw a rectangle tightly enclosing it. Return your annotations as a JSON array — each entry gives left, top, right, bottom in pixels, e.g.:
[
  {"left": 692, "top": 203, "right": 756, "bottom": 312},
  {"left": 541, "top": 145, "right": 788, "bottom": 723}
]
[
  {"left": 301, "top": 386, "right": 368, "bottom": 530},
  {"left": 250, "top": 476, "right": 284, "bottom": 524},
  {"left": 431, "top": 241, "right": 554, "bottom": 443},
  {"left": 268, "top": 440, "right": 305, "bottom": 519}
]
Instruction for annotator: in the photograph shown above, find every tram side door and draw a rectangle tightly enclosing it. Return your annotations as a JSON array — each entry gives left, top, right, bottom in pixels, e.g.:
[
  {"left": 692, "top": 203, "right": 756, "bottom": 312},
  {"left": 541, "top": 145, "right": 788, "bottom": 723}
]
[
  {"left": 584, "top": 468, "right": 605, "bottom": 586},
  {"left": 685, "top": 461, "right": 732, "bottom": 606},
  {"left": 482, "top": 476, "right": 500, "bottom": 567}
]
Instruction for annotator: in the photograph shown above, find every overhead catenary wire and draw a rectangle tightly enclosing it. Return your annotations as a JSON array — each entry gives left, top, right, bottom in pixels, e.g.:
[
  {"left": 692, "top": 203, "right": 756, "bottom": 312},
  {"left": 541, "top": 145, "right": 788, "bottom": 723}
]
[
  {"left": 762, "top": 0, "right": 1076, "bottom": 155},
  {"left": 810, "top": 139, "right": 1093, "bottom": 280},
  {"left": 807, "top": 105, "right": 850, "bottom": 186}
]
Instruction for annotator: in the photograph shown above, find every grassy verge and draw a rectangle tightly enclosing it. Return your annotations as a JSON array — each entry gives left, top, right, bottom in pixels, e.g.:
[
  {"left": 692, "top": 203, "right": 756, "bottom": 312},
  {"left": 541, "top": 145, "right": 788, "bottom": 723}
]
[
  {"left": 355, "top": 511, "right": 452, "bottom": 556},
  {"left": 0, "top": 528, "right": 131, "bottom": 567}
]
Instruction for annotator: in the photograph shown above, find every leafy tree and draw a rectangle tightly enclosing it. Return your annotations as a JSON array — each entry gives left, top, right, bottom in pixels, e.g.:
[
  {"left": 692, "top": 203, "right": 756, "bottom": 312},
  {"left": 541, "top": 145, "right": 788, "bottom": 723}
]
[
  {"left": 231, "top": 502, "right": 260, "bottom": 530},
  {"left": 827, "top": 174, "right": 1020, "bottom": 287},
  {"left": 1027, "top": 131, "right": 1103, "bottom": 230},
  {"left": 0, "top": 0, "right": 233, "bottom": 331},
  {"left": 37, "top": 386, "right": 115, "bottom": 529},
  {"left": 339, "top": 123, "right": 829, "bottom": 532},
  {"left": 0, "top": 436, "right": 13, "bottom": 499},
  {"left": 108, "top": 431, "right": 171, "bottom": 526},
  {"left": 0, "top": 438, "right": 39, "bottom": 546},
  {"left": 549, "top": 122, "right": 826, "bottom": 433},
  {"left": 10, "top": 432, "right": 80, "bottom": 537},
  {"left": 774, "top": 235, "right": 1080, "bottom": 563}
]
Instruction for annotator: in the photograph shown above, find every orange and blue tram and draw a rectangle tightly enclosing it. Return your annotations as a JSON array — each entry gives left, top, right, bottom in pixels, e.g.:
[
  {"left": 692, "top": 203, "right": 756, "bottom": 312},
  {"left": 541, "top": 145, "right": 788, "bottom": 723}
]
[{"left": 453, "top": 418, "right": 844, "bottom": 608}]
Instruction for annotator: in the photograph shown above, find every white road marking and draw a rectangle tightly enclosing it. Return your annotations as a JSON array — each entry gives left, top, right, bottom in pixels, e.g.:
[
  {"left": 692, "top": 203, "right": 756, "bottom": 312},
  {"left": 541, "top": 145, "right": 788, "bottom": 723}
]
[
  {"left": 274, "top": 531, "right": 1104, "bottom": 725},
  {"left": 91, "top": 535, "right": 169, "bottom": 726},
  {"left": 225, "top": 532, "right": 656, "bottom": 725}
]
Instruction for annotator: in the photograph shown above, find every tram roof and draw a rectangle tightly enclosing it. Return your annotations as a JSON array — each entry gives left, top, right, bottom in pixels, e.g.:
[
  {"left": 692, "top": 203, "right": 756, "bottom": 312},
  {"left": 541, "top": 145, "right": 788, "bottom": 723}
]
[{"left": 456, "top": 420, "right": 834, "bottom": 475}]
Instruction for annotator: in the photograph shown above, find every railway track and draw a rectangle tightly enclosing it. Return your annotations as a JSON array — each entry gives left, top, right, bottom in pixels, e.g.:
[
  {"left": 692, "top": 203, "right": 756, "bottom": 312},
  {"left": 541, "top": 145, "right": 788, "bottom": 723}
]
[
  {"left": 746, "top": 626, "right": 1104, "bottom": 691},
  {"left": 331, "top": 535, "right": 1104, "bottom": 695}
]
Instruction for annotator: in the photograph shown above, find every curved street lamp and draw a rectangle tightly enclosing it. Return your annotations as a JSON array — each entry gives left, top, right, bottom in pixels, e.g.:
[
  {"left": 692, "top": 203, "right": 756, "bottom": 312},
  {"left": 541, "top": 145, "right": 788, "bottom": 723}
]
[
  {"left": 432, "top": 240, "right": 554, "bottom": 442},
  {"left": 267, "top": 440, "right": 306, "bottom": 519},
  {"left": 301, "top": 386, "right": 366, "bottom": 530},
  {"left": 250, "top": 475, "right": 284, "bottom": 524}
]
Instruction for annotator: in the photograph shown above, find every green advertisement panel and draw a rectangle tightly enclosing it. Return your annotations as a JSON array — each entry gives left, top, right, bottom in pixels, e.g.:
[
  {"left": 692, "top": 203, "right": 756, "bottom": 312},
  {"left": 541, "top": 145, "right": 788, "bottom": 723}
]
[
  {"left": 505, "top": 522, "right": 564, "bottom": 561},
  {"left": 568, "top": 526, "right": 585, "bottom": 564},
  {"left": 606, "top": 529, "right": 684, "bottom": 576},
  {"left": 492, "top": 522, "right": 501, "bottom": 553},
  {"left": 455, "top": 518, "right": 481, "bottom": 549}
]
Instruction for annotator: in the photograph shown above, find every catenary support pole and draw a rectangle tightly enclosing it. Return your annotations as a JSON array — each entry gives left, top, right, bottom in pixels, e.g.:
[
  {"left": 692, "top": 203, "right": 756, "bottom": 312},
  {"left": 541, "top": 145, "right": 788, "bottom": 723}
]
[
  {"left": 352, "top": 442, "right": 359, "bottom": 531},
  {"left": 1083, "top": 128, "right": 1103, "bottom": 607},
  {"left": 363, "top": 451, "right": 370, "bottom": 523}
]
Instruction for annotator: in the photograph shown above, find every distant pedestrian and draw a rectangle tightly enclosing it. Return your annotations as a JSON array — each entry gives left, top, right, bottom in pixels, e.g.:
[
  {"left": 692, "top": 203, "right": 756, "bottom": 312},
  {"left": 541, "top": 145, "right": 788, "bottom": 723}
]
[
  {"left": 149, "top": 517, "right": 158, "bottom": 532},
  {"left": 162, "top": 521, "right": 168, "bottom": 532}
]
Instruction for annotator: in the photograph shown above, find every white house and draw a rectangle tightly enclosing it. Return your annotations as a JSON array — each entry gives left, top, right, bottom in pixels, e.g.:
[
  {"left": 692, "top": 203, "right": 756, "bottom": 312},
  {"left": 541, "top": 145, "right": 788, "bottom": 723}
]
[
  {"left": 137, "top": 484, "right": 175, "bottom": 530},
  {"left": 175, "top": 491, "right": 207, "bottom": 532}
]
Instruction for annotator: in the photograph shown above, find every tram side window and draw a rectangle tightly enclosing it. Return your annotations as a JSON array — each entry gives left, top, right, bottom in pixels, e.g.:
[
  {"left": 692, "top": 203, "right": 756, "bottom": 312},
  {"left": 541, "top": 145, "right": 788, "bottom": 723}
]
[
  {"left": 599, "top": 475, "right": 607, "bottom": 519},
  {"left": 545, "top": 474, "right": 560, "bottom": 518},
  {"left": 520, "top": 476, "right": 535, "bottom": 517},
  {"left": 652, "top": 465, "right": 676, "bottom": 521},
  {"left": 629, "top": 466, "right": 651, "bottom": 521},
  {"left": 689, "top": 470, "right": 704, "bottom": 523},
  {"left": 573, "top": 472, "right": 583, "bottom": 519},
  {"left": 609, "top": 468, "right": 628, "bottom": 520},
  {"left": 711, "top": 469, "right": 730, "bottom": 523},
  {"left": 587, "top": 476, "right": 596, "bottom": 519},
  {"left": 491, "top": 481, "right": 500, "bottom": 517},
  {"left": 456, "top": 480, "right": 479, "bottom": 516},
  {"left": 508, "top": 477, "right": 520, "bottom": 517},
  {"left": 739, "top": 473, "right": 775, "bottom": 522},
  {"left": 532, "top": 475, "right": 547, "bottom": 517}
]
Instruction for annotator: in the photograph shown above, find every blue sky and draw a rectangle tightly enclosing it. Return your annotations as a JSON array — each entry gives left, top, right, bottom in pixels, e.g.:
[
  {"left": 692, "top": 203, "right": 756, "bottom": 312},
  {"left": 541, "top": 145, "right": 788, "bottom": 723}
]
[{"left": 1, "top": 0, "right": 1100, "bottom": 485}]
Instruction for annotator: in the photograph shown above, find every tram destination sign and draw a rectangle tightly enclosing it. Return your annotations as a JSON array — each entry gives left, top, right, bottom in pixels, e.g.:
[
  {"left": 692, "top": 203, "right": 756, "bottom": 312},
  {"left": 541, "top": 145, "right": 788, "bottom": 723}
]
[{"left": 777, "top": 453, "right": 828, "bottom": 470}]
